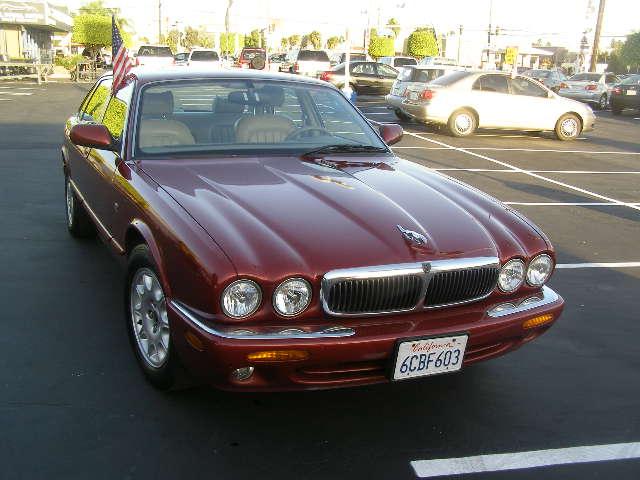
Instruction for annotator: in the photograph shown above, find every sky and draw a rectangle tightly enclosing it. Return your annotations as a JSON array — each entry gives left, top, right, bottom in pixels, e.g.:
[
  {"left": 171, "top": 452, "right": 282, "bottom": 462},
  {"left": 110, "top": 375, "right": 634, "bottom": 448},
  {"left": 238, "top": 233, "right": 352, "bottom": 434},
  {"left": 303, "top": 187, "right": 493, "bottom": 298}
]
[{"left": 63, "top": 0, "right": 639, "bottom": 50}]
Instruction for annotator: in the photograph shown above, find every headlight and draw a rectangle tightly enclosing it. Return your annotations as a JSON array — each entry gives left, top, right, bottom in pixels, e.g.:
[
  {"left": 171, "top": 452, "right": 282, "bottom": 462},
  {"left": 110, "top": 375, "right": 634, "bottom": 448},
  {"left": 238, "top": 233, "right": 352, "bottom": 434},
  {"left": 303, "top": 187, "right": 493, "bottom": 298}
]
[
  {"left": 498, "top": 259, "right": 525, "bottom": 293},
  {"left": 273, "top": 278, "right": 312, "bottom": 316},
  {"left": 526, "top": 254, "right": 554, "bottom": 286},
  {"left": 221, "top": 280, "right": 262, "bottom": 318}
]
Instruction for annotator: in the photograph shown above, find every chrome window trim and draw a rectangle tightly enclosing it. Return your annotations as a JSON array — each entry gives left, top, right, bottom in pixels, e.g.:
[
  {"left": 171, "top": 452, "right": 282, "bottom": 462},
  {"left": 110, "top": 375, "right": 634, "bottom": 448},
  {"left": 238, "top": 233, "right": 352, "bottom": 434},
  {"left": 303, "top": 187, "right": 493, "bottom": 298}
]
[
  {"left": 321, "top": 256, "right": 499, "bottom": 317},
  {"left": 171, "top": 300, "right": 355, "bottom": 340}
]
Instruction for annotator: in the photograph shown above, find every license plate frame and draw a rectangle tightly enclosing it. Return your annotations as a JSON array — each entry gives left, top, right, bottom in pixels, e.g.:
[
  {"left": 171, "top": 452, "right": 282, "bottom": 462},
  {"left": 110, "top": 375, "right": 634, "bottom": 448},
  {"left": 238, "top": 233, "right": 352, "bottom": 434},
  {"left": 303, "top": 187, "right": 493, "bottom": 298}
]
[
  {"left": 626, "top": 90, "right": 637, "bottom": 96},
  {"left": 390, "top": 333, "right": 469, "bottom": 382}
]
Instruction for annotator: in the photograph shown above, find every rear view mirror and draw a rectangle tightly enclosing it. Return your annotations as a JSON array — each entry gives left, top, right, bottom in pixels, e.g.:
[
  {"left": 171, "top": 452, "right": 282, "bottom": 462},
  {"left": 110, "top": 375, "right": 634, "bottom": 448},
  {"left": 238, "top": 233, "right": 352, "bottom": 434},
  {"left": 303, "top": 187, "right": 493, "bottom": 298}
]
[
  {"left": 70, "top": 123, "right": 115, "bottom": 150},
  {"left": 379, "top": 123, "right": 403, "bottom": 146}
]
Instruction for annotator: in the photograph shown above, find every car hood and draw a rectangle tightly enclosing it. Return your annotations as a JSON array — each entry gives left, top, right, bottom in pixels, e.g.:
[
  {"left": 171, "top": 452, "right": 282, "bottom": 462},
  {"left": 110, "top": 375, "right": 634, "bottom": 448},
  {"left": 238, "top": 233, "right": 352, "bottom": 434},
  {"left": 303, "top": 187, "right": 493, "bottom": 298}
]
[{"left": 141, "top": 155, "right": 540, "bottom": 278}]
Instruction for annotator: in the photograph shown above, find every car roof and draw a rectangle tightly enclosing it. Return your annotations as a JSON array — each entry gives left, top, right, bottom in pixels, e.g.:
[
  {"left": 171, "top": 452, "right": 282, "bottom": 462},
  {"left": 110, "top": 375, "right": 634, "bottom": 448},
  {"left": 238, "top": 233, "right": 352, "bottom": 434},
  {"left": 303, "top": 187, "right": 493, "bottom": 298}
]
[{"left": 128, "top": 67, "right": 329, "bottom": 86}]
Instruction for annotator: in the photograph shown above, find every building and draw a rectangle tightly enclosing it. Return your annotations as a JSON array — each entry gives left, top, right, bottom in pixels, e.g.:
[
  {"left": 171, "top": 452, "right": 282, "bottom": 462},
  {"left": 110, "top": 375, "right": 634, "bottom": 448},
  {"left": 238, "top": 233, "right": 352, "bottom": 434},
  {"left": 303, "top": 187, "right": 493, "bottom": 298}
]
[{"left": 0, "top": 1, "right": 72, "bottom": 62}]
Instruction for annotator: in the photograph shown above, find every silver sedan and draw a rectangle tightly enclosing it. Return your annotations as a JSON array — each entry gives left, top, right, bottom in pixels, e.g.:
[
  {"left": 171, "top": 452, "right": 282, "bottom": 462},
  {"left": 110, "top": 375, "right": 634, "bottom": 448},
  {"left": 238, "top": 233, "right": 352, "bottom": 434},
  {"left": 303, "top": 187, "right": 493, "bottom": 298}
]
[
  {"left": 385, "top": 70, "right": 596, "bottom": 141},
  {"left": 557, "top": 72, "right": 621, "bottom": 110}
]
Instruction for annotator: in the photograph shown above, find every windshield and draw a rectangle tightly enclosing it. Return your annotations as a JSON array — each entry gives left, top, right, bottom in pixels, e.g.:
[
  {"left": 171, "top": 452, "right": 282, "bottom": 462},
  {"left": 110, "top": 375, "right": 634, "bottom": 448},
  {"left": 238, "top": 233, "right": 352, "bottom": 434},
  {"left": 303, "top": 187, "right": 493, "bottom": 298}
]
[
  {"left": 190, "top": 51, "right": 219, "bottom": 61},
  {"left": 298, "top": 50, "right": 330, "bottom": 62},
  {"left": 395, "top": 58, "right": 417, "bottom": 67},
  {"left": 525, "top": 70, "right": 550, "bottom": 78},
  {"left": 135, "top": 80, "right": 388, "bottom": 157},
  {"left": 621, "top": 74, "right": 640, "bottom": 85},
  {"left": 570, "top": 73, "right": 601, "bottom": 82},
  {"left": 137, "top": 46, "right": 173, "bottom": 57}
]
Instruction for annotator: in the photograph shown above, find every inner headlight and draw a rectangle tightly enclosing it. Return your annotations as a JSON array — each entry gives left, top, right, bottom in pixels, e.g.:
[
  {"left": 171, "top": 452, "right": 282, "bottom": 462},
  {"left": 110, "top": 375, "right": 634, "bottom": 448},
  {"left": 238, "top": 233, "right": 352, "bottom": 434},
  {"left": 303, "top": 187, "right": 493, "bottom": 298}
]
[
  {"left": 498, "top": 259, "right": 525, "bottom": 293},
  {"left": 221, "top": 280, "right": 262, "bottom": 318},
  {"left": 273, "top": 278, "right": 312, "bottom": 316},
  {"left": 526, "top": 254, "right": 554, "bottom": 286}
]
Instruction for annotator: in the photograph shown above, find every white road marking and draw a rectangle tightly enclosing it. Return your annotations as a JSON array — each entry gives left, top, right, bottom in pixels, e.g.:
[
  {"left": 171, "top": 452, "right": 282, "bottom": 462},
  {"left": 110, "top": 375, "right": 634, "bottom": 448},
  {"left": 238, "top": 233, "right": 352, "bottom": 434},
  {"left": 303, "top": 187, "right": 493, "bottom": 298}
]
[
  {"left": 394, "top": 146, "right": 640, "bottom": 155},
  {"left": 504, "top": 202, "right": 640, "bottom": 206},
  {"left": 405, "top": 131, "right": 640, "bottom": 213},
  {"left": 0, "top": 91, "right": 32, "bottom": 96},
  {"left": 556, "top": 262, "right": 640, "bottom": 269},
  {"left": 411, "top": 442, "right": 640, "bottom": 478},
  {"left": 430, "top": 168, "right": 640, "bottom": 174}
]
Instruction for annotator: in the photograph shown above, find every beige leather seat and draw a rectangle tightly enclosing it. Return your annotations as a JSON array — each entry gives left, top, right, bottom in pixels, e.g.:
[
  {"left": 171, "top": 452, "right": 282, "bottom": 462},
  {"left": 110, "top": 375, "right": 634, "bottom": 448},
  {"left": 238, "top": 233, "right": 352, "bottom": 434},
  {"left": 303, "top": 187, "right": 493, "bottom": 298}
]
[
  {"left": 235, "top": 115, "right": 295, "bottom": 144},
  {"left": 139, "top": 91, "right": 195, "bottom": 148}
]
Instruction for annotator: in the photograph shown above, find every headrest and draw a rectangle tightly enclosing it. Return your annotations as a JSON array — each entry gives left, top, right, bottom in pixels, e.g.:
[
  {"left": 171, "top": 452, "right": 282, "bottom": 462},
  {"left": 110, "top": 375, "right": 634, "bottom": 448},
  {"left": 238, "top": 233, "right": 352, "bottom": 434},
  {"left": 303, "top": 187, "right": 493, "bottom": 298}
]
[
  {"left": 227, "top": 86, "right": 285, "bottom": 107},
  {"left": 142, "top": 91, "right": 174, "bottom": 116},
  {"left": 213, "top": 96, "right": 244, "bottom": 114}
]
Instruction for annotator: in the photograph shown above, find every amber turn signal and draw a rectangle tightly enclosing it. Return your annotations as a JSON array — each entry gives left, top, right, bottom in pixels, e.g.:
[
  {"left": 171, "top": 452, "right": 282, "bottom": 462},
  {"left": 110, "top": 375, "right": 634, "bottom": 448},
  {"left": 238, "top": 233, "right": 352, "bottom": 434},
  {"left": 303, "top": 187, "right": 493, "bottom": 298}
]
[
  {"left": 247, "top": 350, "right": 310, "bottom": 362},
  {"left": 522, "top": 314, "right": 554, "bottom": 330}
]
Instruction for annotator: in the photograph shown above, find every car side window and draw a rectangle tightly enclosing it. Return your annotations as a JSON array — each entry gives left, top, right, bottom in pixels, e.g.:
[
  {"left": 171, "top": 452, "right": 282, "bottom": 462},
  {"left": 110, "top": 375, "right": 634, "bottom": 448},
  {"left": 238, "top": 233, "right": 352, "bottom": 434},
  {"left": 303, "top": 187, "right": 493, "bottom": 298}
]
[
  {"left": 377, "top": 64, "right": 398, "bottom": 78},
  {"left": 102, "top": 82, "right": 134, "bottom": 141},
  {"left": 472, "top": 75, "right": 509, "bottom": 93},
  {"left": 352, "top": 63, "right": 375, "bottom": 75},
  {"left": 81, "top": 78, "right": 113, "bottom": 122},
  {"left": 509, "top": 77, "right": 548, "bottom": 98},
  {"left": 605, "top": 74, "right": 618, "bottom": 84},
  {"left": 274, "top": 89, "right": 304, "bottom": 126}
]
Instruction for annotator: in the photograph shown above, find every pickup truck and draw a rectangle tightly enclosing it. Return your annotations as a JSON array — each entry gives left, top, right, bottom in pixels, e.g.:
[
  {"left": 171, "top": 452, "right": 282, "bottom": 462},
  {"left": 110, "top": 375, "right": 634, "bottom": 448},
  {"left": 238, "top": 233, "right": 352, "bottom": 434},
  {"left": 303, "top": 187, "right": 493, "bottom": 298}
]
[
  {"left": 134, "top": 45, "right": 174, "bottom": 68},
  {"left": 290, "top": 50, "right": 331, "bottom": 77}
]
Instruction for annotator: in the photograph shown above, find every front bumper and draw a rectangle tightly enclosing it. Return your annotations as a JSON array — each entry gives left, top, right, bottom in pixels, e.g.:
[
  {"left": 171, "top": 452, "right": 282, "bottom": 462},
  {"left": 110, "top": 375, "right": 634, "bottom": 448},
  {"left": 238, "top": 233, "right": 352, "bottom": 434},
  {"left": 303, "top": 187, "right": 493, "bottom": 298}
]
[{"left": 169, "top": 286, "right": 564, "bottom": 391}]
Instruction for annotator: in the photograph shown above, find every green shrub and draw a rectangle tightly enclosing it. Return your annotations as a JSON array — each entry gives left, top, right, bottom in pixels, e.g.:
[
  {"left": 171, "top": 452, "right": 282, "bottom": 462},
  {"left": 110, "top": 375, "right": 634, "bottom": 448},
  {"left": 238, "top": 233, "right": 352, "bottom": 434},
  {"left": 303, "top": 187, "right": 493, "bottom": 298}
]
[
  {"left": 55, "top": 54, "right": 86, "bottom": 72},
  {"left": 368, "top": 36, "right": 394, "bottom": 60},
  {"left": 406, "top": 29, "right": 438, "bottom": 59}
]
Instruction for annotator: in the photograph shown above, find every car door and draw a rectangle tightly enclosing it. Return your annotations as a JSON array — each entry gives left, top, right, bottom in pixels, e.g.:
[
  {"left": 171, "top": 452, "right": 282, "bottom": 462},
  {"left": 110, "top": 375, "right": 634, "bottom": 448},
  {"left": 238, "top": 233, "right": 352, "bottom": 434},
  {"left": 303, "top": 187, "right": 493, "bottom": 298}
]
[
  {"left": 351, "top": 63, "right": 377, "bottom": 92},
  {"left": 375, "top": 63, "right": 399, "bottom": 94},
  {"left": 507, "top": 76, "right": 555, "bottom": 130},
  {"left": 469, "top": 74, "right": 511, "bottom": 127},
  {"left": 66, "top": 77, "right": 112, "bottom": 219}
]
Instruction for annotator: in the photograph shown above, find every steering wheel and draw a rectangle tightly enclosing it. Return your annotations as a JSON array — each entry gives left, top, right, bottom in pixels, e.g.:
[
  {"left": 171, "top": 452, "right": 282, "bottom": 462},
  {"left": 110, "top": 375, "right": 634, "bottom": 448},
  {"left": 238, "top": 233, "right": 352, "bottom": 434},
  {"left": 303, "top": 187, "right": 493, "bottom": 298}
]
[{"left": 285, "top": 127, "right": 331, "bottom": 141}]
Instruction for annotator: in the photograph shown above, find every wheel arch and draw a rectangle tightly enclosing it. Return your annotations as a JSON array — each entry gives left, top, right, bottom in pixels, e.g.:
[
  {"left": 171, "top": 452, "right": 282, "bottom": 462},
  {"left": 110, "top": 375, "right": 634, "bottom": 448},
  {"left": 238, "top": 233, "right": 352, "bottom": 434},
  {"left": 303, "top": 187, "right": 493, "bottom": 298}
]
[
  {"left": 558, "top": 111, "right": 584, "bottom": 130},
  {"left": 125, "top": 220, "right": 171, "bottom": 296},
  {"left": 450, "top": 106, "right": 480, "bottom": 125}
]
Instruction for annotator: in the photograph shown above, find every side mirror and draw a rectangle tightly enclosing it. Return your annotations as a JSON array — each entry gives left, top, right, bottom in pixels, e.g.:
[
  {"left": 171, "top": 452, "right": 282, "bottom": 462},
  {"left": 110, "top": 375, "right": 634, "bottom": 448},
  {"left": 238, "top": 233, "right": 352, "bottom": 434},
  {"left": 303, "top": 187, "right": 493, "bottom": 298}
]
[
  {"left": 379, "top": 123, "right": 403, "bottom": 146},
  {"left": 70, "top": 123, "right": 115, "bottom": 150}
]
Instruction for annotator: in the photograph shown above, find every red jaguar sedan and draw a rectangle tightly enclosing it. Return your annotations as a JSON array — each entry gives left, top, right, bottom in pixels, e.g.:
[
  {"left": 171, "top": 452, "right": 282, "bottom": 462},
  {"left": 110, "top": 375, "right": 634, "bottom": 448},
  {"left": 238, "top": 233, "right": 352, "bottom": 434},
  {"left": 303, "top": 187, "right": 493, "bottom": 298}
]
[{"left": 62, "top": 68, "right": 564, "bottom": 391}]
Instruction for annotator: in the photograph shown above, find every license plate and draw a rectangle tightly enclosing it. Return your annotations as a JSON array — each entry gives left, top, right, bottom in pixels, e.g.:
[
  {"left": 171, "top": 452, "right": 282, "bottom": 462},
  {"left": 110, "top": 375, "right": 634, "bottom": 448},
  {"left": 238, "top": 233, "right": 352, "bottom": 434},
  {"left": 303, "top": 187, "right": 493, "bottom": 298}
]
[
  {"left": 626, "top": 90, "right": 637, "bottom": 95},
  {"left": 392, "top": 334, "right": 468, "bottom": 381},
  {"left": 408, "top": 91, "right": 419, "bottom": 100}
]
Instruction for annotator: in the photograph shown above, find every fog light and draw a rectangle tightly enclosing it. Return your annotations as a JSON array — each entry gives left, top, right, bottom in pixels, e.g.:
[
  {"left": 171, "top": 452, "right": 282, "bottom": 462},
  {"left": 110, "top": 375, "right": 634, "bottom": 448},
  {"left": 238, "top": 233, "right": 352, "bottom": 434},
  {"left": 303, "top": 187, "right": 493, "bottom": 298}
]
[
  {"left": 232, "top": 366, "right": 254, "bottom": 381},
  {"left": 246, "top": 350, "right": 309, "bottom": 362},
  {"left": 522, "top": 314, "right": 554, "bottom": 329}
]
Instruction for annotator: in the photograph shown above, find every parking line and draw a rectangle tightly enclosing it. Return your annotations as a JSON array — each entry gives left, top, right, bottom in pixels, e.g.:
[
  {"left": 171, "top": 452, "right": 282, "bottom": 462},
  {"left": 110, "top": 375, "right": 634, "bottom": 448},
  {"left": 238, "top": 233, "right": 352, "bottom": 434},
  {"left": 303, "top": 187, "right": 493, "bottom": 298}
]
[
  {"left": 394, "top": 146, "right": 640, "bottom": 155},
  {"left": 405, "top": 131, "right": 640, "bottom": 213},
  {"left": 556, "top": 262, "right": 640, "bottom": 269},
  {"left": 504, "top": 202, "right": 640, "bottom": 206},
  {"left": 411, "top": 442, "right": 640, "bottom": 478},
  {"left": 430, "top": 168, "right": 640, "bottom": 174}
]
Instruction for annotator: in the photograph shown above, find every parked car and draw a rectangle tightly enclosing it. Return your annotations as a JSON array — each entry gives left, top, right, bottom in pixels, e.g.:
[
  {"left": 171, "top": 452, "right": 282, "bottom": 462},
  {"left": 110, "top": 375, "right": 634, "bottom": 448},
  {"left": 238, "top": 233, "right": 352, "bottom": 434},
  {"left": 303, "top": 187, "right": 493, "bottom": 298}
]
[
  {"left": 134, "top": 45, "right": 174, "bottom": 67},
  {"left": 378, "top": 56, "right": 418, "bottom": 69},
  {"left": 557, "top": 72, "right": 620, "bottom": 110},
  {"left": 320, "top": 61, "right": 398, "bottom": 94},
  {"left": 187, "top": 48, "right": 221, "bottom": 68},
  {"left": 289, "top": 49, "right": 331, "bottom": 77},
  {"left": 387, "top": 65, "right": 464, "bottom": 120},
  {"left": 522, "top": 69, "right": 567, "bottom": 92},
  {"left": 174, "top": 52, "right": 189, "bottom": 66},
  {"left": 387, "top": 70, "right": 595, "bottom": 140},
  {"left": 330, "top": 52, "right": 368, "bottom": 66},
  {"left": 610, "top": 74, "right": 640, "bottom": 115},
  {"left": 62, "top": 68, "right": 563, "bottom": 390},
  {"left": 236, "top": 47, "right": 267, "bottom": 70}
]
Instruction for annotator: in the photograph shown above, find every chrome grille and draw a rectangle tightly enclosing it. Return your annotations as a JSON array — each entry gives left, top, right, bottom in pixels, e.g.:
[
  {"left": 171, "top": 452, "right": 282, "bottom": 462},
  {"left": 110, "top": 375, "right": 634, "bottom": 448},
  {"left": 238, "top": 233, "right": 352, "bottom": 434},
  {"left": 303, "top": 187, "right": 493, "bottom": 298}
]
[
  {"left": 325, "top": 275, "right": 424, "bottom": 314},
  {"left": 425, "top": 266, "right": 499, "bottom": 308}
]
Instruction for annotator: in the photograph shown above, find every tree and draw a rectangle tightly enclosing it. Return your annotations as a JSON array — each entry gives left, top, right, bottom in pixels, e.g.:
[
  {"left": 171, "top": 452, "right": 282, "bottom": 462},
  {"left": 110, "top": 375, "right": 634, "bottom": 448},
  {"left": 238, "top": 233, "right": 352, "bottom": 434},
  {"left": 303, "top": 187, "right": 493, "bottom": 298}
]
[
  {"left": 72, "top": 14, "right": 131, "bottom": 56},
  {"left": 183, "top": 27, "right": 214, "bottom": 49},
  {"left": 326, "top": 36, "right": 341, "bottom": 50},
  {"left": 159, "top": 29, "right": 181, "bottom": 52},
  {"left": 388, "top": 18, "right": 400, "bottom": 38},
  {"left": 300, "top": 34, "right": 310, "bottom": 48},
  {"left": 220, "top": 32, "right": 236, "bottom": 54},
  {"left": 77, "top": 0, "right": 129, "bottom": 29},
  {"left": 288, "top": 35, "right": 301, "bottom": 48},
  {"left": 281, "top": 37, "right": 288, "bottom": 50},
  {"left": 406, "top": 28, "right": 438, "bottom": 59},
  {"left": 244, "top": 29, "right": 261, "bottom": 48},
  {"left": 620, "top": 32, "right": 640, "bottom": 72},
  {"left": 368, "top": 36, "right": 394, "bottom": 60},
  {"left": 308, "top": 31, "right": 322, "bottom": 50}
]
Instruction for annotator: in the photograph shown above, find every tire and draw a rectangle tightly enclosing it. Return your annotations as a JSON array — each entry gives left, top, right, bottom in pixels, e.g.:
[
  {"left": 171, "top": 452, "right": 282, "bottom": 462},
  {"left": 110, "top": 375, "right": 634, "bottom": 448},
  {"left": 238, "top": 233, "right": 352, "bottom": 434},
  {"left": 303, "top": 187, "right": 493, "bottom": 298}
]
[
  {"left": 65, "top": 176, "right": 95, "bottom": 238},
  {"left": 447, "top": 108, "right": 477, "bottom": 137},
  {"left": 125, "top": 244, "right": 190, "bottom": 390},
  {"left": 554, "top": 113, "right": 582, "bottom": 141},
  {"left": 596, "top": 94, "right": 607, "bottom": 110},
  {"left": 394, "top": 109, "right": 411, "bottom": 122}
]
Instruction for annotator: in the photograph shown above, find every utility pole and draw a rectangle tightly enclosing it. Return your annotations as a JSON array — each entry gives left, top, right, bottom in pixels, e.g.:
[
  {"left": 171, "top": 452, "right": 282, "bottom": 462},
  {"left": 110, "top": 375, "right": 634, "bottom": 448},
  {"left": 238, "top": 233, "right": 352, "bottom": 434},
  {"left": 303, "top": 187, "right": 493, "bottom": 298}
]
[
  {"left": 457, "top": 25, "right": 463, "bottom": 66},
  {"left": 589, "top": 0, "right": 606, "bottom": 72},
  {"left": 158, "top": 0, "right": 162, "bottom": 43}
]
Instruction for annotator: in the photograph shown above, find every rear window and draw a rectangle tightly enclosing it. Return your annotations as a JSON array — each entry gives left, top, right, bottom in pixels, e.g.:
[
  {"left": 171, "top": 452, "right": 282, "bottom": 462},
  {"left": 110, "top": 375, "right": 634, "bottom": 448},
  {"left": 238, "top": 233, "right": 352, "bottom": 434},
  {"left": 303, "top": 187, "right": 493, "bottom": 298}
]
[
  {"left": 525, "top": 70, "right": 550, "bottom": 78},
  {"left": 349, "top": 54, "right": 367, "bottom": 62},
  {"left": 190, "top": 51, "right": 219, "bottom": 61},
  {"left": 241, "top": 49, "right": 265, "bottom": 60},
  {"left": 137, "top": 46, "right": 173, "bottom": 57},
  {"left": 298, "top": 50, "right": 330, "bottom": 62},
  {"left": 395, "top": 58, "right": 417, "bottom": 67},
  {"left": 429, "top": 70, "right": 470, "bottom": 86},
  {"left": 412, "top": 68, "right": 446, "bottom": 83},
  {"left": 570, "top": 73, "right": 601, "bottom": 82}
]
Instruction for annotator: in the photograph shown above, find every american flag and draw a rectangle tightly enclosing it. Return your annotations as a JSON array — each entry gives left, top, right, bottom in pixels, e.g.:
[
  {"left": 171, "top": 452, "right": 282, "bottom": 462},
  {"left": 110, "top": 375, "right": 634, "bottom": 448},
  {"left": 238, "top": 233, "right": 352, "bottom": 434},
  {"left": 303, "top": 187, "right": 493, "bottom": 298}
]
[{"left": 112, "top": 16, "right": 131, "bottom": 92}]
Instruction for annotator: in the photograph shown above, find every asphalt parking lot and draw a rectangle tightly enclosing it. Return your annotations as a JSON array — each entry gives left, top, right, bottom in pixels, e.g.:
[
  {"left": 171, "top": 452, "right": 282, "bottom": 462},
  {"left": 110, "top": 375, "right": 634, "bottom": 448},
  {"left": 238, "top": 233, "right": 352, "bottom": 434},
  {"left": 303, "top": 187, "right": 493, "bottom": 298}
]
[{"left": 1, "top": 82, "right": 639, "bottom": 479}]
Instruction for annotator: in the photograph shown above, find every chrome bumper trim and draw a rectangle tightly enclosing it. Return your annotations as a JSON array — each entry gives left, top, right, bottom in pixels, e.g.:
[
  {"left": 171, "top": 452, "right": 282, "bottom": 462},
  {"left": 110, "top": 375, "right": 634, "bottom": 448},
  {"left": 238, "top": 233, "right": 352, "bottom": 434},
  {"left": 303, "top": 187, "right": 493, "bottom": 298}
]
[
  {"left": 170, "top": 301, "right": 356, "bottom": 340},
  {"left": 486, "top": 286, "right": 560, "bottom": 318}
]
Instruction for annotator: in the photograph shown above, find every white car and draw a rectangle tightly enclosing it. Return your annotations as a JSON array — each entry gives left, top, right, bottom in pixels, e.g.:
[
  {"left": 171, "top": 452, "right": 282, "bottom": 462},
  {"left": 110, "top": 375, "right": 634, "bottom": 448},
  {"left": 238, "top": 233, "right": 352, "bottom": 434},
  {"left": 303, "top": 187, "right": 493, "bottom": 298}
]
[
  {"left": 134, "top": 45, "right": 174, "bottom": 68},
  {"left": 378, "top": 56, "right": 418, "bottom": 69},
  {"left": 386, "top": 70, "right": 596, "bottom": 140},
  {"left": 188, "top": 49, "right": 221, "bottom": 69},
  {"left": 289, "top": 50, "right": 331, "bottom": 77}
]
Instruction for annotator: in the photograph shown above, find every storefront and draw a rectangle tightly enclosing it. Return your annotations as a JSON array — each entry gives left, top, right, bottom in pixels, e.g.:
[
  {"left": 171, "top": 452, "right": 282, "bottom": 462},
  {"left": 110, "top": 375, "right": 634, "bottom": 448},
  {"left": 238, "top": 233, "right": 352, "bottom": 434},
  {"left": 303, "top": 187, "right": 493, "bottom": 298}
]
[{"left": 0, "top": 1, "right": 72, "bottom": 62}]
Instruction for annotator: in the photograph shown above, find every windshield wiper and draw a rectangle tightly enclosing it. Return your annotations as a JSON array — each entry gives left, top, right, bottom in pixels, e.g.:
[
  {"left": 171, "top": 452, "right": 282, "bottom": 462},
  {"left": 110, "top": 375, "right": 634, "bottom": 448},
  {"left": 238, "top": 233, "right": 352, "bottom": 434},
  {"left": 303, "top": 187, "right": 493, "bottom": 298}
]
[{"left": 302, "top": 144, "right": 388, "bottom": 157}]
